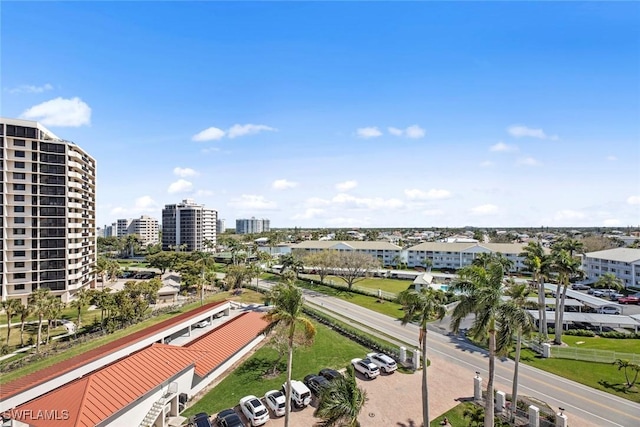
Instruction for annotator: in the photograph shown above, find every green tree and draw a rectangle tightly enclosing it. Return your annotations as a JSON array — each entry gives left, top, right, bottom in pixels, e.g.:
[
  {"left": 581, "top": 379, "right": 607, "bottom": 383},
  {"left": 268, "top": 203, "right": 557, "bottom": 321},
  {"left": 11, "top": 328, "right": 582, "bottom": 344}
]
[
  {"left": 594, "top": 272, "right": 624, "bottom": 291},
  {"left": 263, "top": 274, "right": 316, "bottom": 427},
  {"left": 550, "top": 248, "right": 581, "bottom": 345},
  {"left": 194, "top": 251, "right": 215, "bottom": 306},
  {"left": 613, "top": 359, "right": 640, "bottom": 388},
  {"left": 70, "top": 288, "right": 91, "bottom": 328},
  {"left": 29, "top": 288, "right": 53, "bottom": 353},
  {"left": 146, "top": 251, "right": 176, "bottom": 274},
  {"left": 520, "top": 241, "right": 552, "bottom": 340},
  {"left": 397, "top": 287, "right": 447, "bottom": 427},
  {"left": 421, "top": 257, "right": 433, "bottom": 272},
  {"left": 280, "top": 253, "right": 304, "bottom": 277},
  {"left": 45, "top": 297, "right": 64, "bottom": 344},
  {"left": 16, "top": 303, "right": 32, "bottom": 347},
  {"left": 1, "top": 299, "right": 22, "bottom": 344},
  {"left": 333, "top": 252, "right": 380, "bottom": 290},
  {"left": 303, "top": 250, "right": 339, "bottom": 284},
  {"left": 225, "top": 264, "right": 252, "bottom": 292},
  {"left": 463, "top": 404, "right": 484, "bottom": 427},
  {"left": 450, "top": 262, "right": 507, "bottom": 427},
  {"left": 314, "top": 365, "right": 368, "bottom": 427}
]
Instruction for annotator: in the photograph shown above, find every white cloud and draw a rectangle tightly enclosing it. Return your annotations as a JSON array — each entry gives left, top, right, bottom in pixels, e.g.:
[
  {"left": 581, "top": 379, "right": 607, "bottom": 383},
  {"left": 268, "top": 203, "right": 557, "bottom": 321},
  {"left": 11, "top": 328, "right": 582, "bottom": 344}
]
[
  {"left": 335, "top": 180, "right": 358, "bottom": 192},
  {"left": 272, "top": 179, "right": 298, "bottom": 190},
  {"left": 388, "top": 127, "right": 404, "bottom": 136},
  {"left": 356, "top": 127, "right": 382, "bottom": 138},
  {"left": 404, "top": 188, "right": 452, "bottom": 200},
  {"left": 173, "top": 167, "right": 198, "bottom": 177},
  {"left": 167, "top": 179, "right": 193, "bottom": 194},
  {"left": 305, "top": 197, "right": 331, "bottom": 208},
  {"left": 554, "top": 209, "right": 586, "bottom": 221},
  {"left": 201, "top": 147, "right": 221, "bottom": 154},
  {"left": 291, "top": 208, "right": 325, "bottom": 220},
  {"left": 227, "top": 124, "right": 277, "bottom": 138},
  {"left": 192, "top": 127, "right": 225, "bottom": 141},
  {"left": 109, "top": 196, "right": 159, "bottom": 217},
  {"left": 480, "top": 161, "right": 494, "bottom": 167},
  {"left": 627, "top": 195, "right": 640, "bottom": 205},
  {"left": 228, "top": 194, "right": 278, "bottom": 210},
  {"left": 331, "top": 193, "right": 404, "bottom": 210},
  {"left": 405, "top": 125, "right": 426, "bottom": 139},
  {"left": 517, "top": 157, "right": 540, "bottom": 166},
  {"left": 20, "top": 97, "right": 91, "bottom": 127},
  {"left": 195, "top": 189, "right": 214, "bottom": 197},
  {"left": 490, "top": 141, "right": 517, "bottom": 152},
  {"left": 603, "top": 219, "right": 621, "bottom": 226},
  {"left": 422, "top": 209, "right": 444, "bottom": 216},
  {"left": 507, "top": 124, "right": 557, "bottom": 140},
  {"left": 9, "top": 83, "right": 53, "bottom": 94},
  {"left": 471, "top": 204, "right": 499, "bottom": 215},
  {"left": 606, "top": 155, "right": 617, "bottom": 161}
]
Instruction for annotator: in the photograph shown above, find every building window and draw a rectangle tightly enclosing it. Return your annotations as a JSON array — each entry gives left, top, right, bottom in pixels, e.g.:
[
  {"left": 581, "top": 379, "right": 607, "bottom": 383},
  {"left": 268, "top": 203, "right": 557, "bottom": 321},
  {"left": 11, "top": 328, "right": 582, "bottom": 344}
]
[
  {"left": 15, "top": 161, "right": 25, "bottom": 168},
  {"left": 14, "top": 195, "right": 25, "bottom": 202},
  {"left": 14, "top": 206, "right": 25, "bottom": 213},
  {"left": 13, "top": 172, "right": 26, "bottom": 180},
  {"left": 15, "top": 150, "right": 25, "bottom": 158},
  {"left": 15, "top": 284, "right": 26, "bottom": 290},
  {"left": 13, "top": 139, "right": 26, "bottom": 147},
  {"left": 14, "top": 251, "right": 26, "bottom": 257},
  {"left": 13, "top": 228, "right": 26, "bottom": 235},
  {"left": 15, "top": 239, "right": 25, "bottom": 246},
  {"left": 13, "top": 183, "right": 25, "bottom": 191},
  {"left": 16, "top": 262, "right": 25, "bottom": 268},
  {"left": 14, "top": 273, "right": 26, "bottom": 279}
]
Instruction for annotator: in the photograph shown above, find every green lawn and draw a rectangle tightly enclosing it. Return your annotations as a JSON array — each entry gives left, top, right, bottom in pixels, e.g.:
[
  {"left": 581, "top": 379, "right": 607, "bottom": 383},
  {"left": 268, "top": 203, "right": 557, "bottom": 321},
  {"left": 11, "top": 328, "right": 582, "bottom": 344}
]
[
  {"left": 559, "top": 334, "right": 640, "bottom": 353},
  {"left": 430, "top": 402, "right": 477, "bottom": 427},
  {"left": 303, "top": 274, "right": 414, "bottom": 294},
  {"left": 183, "top": 320, "right": 369, "bottom": 417}
]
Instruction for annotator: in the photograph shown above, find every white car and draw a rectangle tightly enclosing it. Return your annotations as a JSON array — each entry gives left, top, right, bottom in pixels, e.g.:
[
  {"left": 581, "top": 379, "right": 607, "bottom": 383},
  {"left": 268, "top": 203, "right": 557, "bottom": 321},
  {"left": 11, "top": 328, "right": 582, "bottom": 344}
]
[
  {"left": 351, "top": 358, "right": 380, "bottom": 379},
  {"left": 366, "top": 352, "right": 398, "bottom": 373},
  {"left": 194, "top": 319, "right": 211, "bottom": 328},
  {"left": 239, "top": 395, "right": 269, "bottom": 426},
  {"left": 598, "top": 306, "right": 621, "bottom": 315},
  {"left": 264, "top": 389, "right": 287, "bottom": 417}
]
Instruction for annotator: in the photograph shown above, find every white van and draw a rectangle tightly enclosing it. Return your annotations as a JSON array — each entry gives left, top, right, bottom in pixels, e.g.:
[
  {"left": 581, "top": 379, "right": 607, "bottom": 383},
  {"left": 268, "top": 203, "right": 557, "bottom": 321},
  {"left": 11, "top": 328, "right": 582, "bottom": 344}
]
[{"left": 283, "top": 380, "right": 312, "bottom": 408}]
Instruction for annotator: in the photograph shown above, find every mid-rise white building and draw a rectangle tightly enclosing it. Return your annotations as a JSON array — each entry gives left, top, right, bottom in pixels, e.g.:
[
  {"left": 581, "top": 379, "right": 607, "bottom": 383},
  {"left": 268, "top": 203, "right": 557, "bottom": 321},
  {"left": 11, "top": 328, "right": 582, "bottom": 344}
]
[
  {"left": 1, "top": 118, "right": 96, "bottom": 303},
  {"left": 115, "top": 215, "right": 160, "bottom": 245},
  {"left": 291, "top": 240, "right": 403, "bottom": 266},
  {"left": 162, "top": 199, "right": 217, "bottom": 252},
  {"left": 582, "top": 248, "right": 640, "bottom": 289},
  {"left": 235, "top": 217, "right": 270, "bottom": 234}
]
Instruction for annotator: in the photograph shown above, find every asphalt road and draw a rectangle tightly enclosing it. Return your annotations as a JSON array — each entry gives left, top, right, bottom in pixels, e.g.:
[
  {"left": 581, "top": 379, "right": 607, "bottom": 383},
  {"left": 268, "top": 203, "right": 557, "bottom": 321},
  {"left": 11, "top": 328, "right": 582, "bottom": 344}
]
[{"left": 257, "top": 280, "right": 640, "bottom": 427}]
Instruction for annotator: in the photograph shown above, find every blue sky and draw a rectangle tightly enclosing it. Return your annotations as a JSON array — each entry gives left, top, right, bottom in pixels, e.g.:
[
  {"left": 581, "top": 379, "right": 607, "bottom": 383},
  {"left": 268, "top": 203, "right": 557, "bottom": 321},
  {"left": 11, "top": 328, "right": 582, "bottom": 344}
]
[{"left": 3, "top": 1, "right": 639, "bottom": 229}]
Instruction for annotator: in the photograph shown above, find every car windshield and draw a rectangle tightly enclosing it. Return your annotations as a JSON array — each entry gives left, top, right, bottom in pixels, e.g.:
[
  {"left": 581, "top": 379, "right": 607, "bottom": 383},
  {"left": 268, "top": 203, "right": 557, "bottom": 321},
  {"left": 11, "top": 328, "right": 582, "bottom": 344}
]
[{"left": 255, "top": 409, "right": 267, "bottom": 417}]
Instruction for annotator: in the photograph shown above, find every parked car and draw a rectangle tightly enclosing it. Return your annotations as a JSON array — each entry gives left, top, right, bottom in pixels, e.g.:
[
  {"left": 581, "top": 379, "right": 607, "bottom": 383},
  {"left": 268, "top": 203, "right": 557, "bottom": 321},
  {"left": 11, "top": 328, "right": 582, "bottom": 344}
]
[
  {"left": 215, "top": 409, "right": 245, "bottom": 427},
  {"left": 618, "top": 295, "right": 640, "bottom": 305},
  {"left": 609, "top": 292, "right": 625, "bottom": 301},
  {"left": 597, "top": 306, "right": 622, "bottom": 315},
  {"left": 191, "top": 412, "right": 212, "bottom": 427},
  {"left": 264, "top": 390, "right": 287, "bottom": 417},
  {"left": 303, "top": 374, "right": 331, "bottom": 396},
  {"left": 571, "top": 283, "right": 591, "bottom": 291},
  {"left": 366, "top": 352, "right": 398, "bottom": 374},
  {"left": 194, "top": 319, "right": 211, "bottom": 328},
  {"left": 319, "top": 368, "right": 343, "bottom": 381},
  {"left": 593, "top": 289, "right": 616, "bottom": 298},
  {"left": 351, "top": 358, "right": 380, "bottom": 379},
  {"left": 239, "top": 395, "right": 269, "bottom": 427},
  {"left": 283, "top": 380, "right": 312, "bottom": 408}
]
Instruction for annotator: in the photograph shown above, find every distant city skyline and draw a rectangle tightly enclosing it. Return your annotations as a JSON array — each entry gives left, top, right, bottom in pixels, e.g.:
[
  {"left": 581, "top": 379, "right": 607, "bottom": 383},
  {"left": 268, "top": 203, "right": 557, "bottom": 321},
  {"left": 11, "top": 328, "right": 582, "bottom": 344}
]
[{"left": 2, "top": 2, "right": 639, "bottom": 228}]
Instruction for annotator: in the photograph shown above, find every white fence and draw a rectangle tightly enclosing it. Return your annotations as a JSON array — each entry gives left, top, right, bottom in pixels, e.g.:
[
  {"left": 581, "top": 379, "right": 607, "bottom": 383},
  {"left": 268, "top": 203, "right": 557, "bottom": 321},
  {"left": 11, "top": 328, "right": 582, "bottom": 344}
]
[{"left": 550, "top": 347, "right": 640, "bottom": 364}]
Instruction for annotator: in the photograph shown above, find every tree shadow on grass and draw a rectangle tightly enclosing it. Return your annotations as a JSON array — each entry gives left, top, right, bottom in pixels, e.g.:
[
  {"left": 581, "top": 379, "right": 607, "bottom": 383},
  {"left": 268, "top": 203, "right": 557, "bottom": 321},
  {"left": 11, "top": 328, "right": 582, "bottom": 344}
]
[
  {"left": 598, "top": 380, "right": 639, "bottom": 395},
  {"left": 235, "top": 356, "right": 284, "bottom": 381},
  {"left": 396, "top": 419, "right": 419, "bottom": 427}
]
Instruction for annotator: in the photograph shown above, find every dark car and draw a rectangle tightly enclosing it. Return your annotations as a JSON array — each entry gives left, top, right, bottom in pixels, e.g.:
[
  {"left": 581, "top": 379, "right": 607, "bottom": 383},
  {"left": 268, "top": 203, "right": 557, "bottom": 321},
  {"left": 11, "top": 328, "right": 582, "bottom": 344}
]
[
  {"left": 319, "top": 368, "right": 343, "bottom": 381},
  {"left": 191, "top": 412, "right": 212, "bottom": 427},
  {"left": 216, "top": 409, "right": 245, "bottom": 427},
  {"left": 303, "top": 374, "right": 331, "bottom": 396}
]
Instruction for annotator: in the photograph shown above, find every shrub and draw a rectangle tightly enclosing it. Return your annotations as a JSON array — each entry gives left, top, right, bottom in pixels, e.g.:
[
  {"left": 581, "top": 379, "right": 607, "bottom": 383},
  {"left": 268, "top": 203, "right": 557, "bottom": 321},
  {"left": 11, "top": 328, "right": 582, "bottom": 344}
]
[{"left": 564, "top": 329, "right": 596, "bottom": 337}]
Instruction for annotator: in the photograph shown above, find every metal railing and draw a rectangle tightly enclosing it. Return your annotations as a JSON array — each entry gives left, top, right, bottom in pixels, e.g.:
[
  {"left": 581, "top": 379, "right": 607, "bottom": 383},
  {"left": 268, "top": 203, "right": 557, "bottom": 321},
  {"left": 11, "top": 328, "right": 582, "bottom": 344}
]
[{"left": 550, "top": 346, "right": 640, "bottom": 363}]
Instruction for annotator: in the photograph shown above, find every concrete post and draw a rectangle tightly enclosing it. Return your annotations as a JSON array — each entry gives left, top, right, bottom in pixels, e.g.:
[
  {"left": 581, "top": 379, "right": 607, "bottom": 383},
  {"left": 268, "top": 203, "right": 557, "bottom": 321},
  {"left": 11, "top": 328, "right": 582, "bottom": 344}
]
[
  {"left": 528, "top": 406, "right": 539, "bottom": 427},
  {"left": 473, "top": 373, "right": 482, "bottom": 402},
  {"left": 555, "top": 411, "right": 568, "bottom": 427},
  {"left": 412, "top": 348, "right": 420, "bottom": 369},
  {"left": 399, "top": 346, "right": 406, "bottom": 363},
  {"left": 495, "top": 390, "right": 506, "bottom": 413},
  {"left": 542, "top": 343, "right": 551, "bottom": 358}
]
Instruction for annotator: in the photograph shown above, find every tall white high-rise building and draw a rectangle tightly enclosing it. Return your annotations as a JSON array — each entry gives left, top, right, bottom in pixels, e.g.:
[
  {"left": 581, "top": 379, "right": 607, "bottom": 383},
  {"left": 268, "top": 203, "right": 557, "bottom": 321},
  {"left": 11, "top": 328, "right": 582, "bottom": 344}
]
[
  {"left": 235, "top": 217, "right": 270, "bottom": 234},
  {"left": 115, "top": 215, "right": 159, "bottom": 245},
  {"left": 1, "top": 118, "right": 96, "bottom": 303},
  {"left": 162, "top": 199, "right": 217, "bottom": 252}
]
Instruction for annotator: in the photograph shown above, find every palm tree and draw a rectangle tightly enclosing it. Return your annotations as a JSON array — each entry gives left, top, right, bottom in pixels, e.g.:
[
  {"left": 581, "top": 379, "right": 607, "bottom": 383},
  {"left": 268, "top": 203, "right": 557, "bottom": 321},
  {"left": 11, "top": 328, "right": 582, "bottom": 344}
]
[
  {"left": 70, "top": 288, "right": 91, "bottom": 328},
  {"left": 16, "top": 303, "right": 32, "bottom": 348},
  {"left": 93, "top": 256, "right": 109, "bottom": 289},
  {"left": 557, "top": 238, "right": 584, "bottom": 258},
  {"left": 472, "top": 252, "right": 494, "bottom": 268},
  {"left": 194, "top": 251, "right": 215, "bottom": 306},
  {"left": 391, "top": 254, "right": 402, "bottom": 269},
  {"left": 263, "top": 272, "right": 316, "bottom": 427},
  {"left": 45, "top": 297, "right": 64, "bottom": 344},
  {"left": 613, "top": 359, "right": 640, "bottom": 388},
  {"left": 520, "top": 241, "right": 551, "bottom": 340},
  {"left": 421, "top": 257, "right": 433, "bottom": 272},
  {"left": 397, "top": 287, "right": 447, "bottom": 427},
  {"left": 2, "top": 299, "right": 22, "bottom": 344},
  {"left": 314, "top": 365, "right": 368, "bottom": 427},
  {"left": 550, "top": 248, "right": 581, "bottom": 345},
  {"left": 463, "top": 404, "right": 484, "bottom": 427},
  {"left": 595, "top": 272, "right": 624, "bottom": 291},
  {"left": 450, "top": 262, "right": 507, "bottom": 427},
  {"left": 29, "top": 288, "right": 53, "bottom": 353},
  {"left": 498, "top": 282, "right": 535, "bottom": 422}
]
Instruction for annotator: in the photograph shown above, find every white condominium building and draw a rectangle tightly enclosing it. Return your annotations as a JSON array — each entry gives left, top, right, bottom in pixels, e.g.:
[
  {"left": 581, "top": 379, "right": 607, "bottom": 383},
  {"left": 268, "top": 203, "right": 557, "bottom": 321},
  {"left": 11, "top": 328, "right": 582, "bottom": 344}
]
[
  {"left": 291, "top": 240, "right": 403, "bottom": 266},
  {"left": 582, "top": 248, "right": 640, "bottom": 289},
  {"left": 235, "top": 217, "right": 270, "bottom": 234},
  {"left": 162, "top": 199, "right": 217, "bottom": 252},
  {"left": 1, "top": 118, "right": 96, "bottom": 303},
  {"left": 116, "top": 215, "right": 160, "bottom": 245}
]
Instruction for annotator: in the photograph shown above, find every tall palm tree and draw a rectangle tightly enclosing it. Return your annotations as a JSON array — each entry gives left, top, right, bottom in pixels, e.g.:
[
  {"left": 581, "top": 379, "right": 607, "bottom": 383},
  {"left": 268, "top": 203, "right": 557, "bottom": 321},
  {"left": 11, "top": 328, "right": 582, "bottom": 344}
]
[
  {"left": 557, "top": 238, "right": 585, "bottom": 258},
  {"left": 263, "top": 272, "right": 316, "bottom": 427},
  {"left": 29, "top": 288, "right": 52, "bottom": 353},
  {"left": 520, "top": 241, "right": 551, "bottom": 340},
  {"left": 314, "top": 365, "right": 368, "bottom": 427},
  {"left": 498, "top": 282, "right": 535, "bottom": 422},
  {"left": 550, "top": 248, "right": 580, "bottom": 345},
  {"left": 194, "top": 251, "right": 215, "bottom": 306},
  {"left": 421, "top": 257, "right": 433, "bottom": 272},
  {"left": 595, "top": 272, "right": 624, "bottom": 291},
  {"left": 45, "top": 298, "right": 64, "bottom": 344},
  {"left": 93, "top": 256, "right": 109, "bottom": 289},
  {"left": 450, "top": 262, "right": 507, "bottom": 427},
  {"left": 16, "top": 303, "right": 32, "bottom": 348},
  {"left": 397, "top": 287, "right": 447, "bottom": 427},
  {"left": 472, "top": 252, "right": 494, "bottom": 268},
  {"left": 2, "top": 299, "right": 22, "bottom": 344},
  {"left": 70, "top": 288, "right": 91, "bottom": 328}
]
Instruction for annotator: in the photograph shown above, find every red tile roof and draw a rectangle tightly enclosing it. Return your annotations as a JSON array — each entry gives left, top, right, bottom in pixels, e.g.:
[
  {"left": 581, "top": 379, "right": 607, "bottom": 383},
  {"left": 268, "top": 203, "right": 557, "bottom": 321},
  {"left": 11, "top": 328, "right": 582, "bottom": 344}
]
[
  {"left": 1, "top": 300, "right": 227, "bottom": 401},
  {"left": 14, "top": 311, "right": 269, "bottom": 427}
]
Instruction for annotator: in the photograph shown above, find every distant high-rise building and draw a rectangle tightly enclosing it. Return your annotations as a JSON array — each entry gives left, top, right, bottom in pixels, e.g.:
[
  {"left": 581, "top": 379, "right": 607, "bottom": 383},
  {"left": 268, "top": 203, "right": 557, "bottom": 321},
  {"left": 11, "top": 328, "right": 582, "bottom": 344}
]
[
  {"left": 162, "top": 199, "right": 217, "bottom": 252},
  {"left": 102, "top": 222, "right": 116, "bottom": 237},
  {"left": 1, "top": 118, "right": 96, "bottom": 303},
  {"left": 235, "top": 217, "right": 270, "bottom": 234},
  {"left": 115, "top": 215, "right": 159, "bottom": 245},
  {"left": 216, "top": 218, "right": 225, "bottom": 235}
]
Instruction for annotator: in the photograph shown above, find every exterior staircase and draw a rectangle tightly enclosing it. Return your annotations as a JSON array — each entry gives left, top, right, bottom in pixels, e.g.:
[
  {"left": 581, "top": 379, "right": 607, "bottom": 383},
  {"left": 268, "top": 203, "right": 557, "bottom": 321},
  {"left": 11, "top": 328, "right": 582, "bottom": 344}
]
[{"left": 140, "top": 399, "right": 166, "bottom": 427}]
